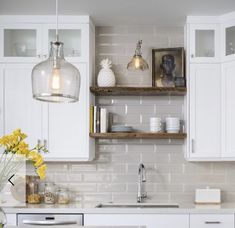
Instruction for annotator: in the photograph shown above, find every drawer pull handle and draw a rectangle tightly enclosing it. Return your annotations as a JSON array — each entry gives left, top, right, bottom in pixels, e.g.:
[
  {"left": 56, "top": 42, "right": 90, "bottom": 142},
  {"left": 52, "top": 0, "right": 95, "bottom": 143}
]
[
  {"left": 205, "top": 221, "right": 221, "bottom": 224},
  {"left": 23, "top": 220, "right": 77, "bottom": 225},
  {"left": 192, "top": 139, "right": 195, "bottom": 153}
]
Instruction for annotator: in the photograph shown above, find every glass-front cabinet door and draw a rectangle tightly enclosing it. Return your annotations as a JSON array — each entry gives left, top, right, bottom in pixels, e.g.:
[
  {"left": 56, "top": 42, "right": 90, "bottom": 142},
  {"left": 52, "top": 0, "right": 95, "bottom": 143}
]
[
  {"left": 42, "top": 24, "right": 88, "bottom": 62},
  {"left": 189, "top": 24, "right": 220, "bottom": 63},
  {"left": 223, "top": 20, "right": 235, "bottom": 61},
  {"left": 0, "top": 24, "right": 42, "bottom": 62}
]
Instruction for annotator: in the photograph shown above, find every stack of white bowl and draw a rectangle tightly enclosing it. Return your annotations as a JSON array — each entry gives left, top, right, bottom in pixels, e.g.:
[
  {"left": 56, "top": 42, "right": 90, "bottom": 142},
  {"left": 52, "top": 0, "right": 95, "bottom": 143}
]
[
  {"left": 150, "top": 117, "right": 162, "bottom": 133},
  {"left": 166, "top": 117, "right": 180, "bottom": 133}
]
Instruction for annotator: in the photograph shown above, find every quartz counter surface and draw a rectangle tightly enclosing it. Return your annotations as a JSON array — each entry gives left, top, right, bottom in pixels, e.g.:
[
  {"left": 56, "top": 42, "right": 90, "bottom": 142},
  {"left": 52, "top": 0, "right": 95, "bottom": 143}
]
[
  {"left": 3, "top": 203, "right": 235, "bottom": 214},
  {"left": 6, "top": 226, "right": 141, "bottom": 228}
]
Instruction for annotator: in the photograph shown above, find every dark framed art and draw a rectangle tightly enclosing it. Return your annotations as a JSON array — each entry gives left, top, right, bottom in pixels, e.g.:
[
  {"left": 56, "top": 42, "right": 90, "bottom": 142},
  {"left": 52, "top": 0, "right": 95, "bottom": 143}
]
[{"left": 152, "top": 47, "right": 185, "bottom": 87}]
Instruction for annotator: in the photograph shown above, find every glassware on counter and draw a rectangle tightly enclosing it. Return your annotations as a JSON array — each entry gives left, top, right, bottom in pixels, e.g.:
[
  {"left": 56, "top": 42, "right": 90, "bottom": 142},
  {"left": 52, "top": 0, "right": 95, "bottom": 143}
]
[
  {"left": 39, "top": 182, "right": 45, "bottom": 203},
  {"left": 57, "top": 187, "right": 70, "bottom": 204},
  {"left": 26, "top": 175, "right": 41, "bottom": 204},
  {"left": 44, "top": 182, "right": 56, "bottom": 204}
]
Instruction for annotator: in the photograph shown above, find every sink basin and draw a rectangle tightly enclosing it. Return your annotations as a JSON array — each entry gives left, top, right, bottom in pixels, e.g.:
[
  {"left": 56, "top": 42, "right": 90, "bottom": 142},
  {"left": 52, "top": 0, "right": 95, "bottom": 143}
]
[{"left": 96, "top": 203, "right": 179, "bottom": 208}]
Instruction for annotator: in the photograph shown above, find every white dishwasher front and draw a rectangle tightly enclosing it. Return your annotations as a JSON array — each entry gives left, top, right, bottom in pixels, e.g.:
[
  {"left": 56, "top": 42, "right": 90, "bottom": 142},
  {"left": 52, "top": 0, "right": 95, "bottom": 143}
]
[{"left": 17, "top": 214, "right": 83, "bottom": 226}]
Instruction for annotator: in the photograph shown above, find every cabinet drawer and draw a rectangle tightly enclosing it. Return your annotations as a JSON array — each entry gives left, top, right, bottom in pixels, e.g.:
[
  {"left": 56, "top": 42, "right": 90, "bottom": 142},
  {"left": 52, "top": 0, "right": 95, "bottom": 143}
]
[{"left": 190, "top": 214, "right": 234, "bottom": 228}]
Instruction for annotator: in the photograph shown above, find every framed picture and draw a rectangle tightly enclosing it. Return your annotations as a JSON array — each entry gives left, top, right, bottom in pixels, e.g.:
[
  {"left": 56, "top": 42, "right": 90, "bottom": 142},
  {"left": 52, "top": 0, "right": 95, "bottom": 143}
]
[{"left": 152, "top": 47, "right": 185, "bottom": 87}]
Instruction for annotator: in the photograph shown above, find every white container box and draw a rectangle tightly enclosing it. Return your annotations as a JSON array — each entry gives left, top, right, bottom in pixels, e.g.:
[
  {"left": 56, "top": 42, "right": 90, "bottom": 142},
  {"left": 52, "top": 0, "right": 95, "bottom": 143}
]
[{"left": 195, "top": 187, "right": 221, "bottom": 204}]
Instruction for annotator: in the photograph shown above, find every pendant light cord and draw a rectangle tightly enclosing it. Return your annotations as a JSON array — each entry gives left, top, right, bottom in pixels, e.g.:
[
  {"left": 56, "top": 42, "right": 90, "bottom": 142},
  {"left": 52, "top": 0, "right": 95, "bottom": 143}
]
[{"left": 56, "top": 0, "right": 59, "bottom": 41}]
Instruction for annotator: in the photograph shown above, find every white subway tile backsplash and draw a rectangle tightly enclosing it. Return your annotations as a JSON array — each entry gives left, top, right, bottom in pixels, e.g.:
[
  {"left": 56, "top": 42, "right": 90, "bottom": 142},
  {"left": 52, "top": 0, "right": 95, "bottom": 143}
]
[
  {"left": 112, "top": 174, "right": 138, "bottom": 183},
  {"left": 70, "top": 164, "right": 97, "bottom": 172},
  {"left": 112, "top": 153, "right": 141, "bottom": 163},
  {"left": 69, "top": 183, "right": 97, "bottom": 192},
  {"left": 97, "top": 164, "right": 127, "bottom": 173},
  {"left": 142, "top": 152, "right": 170, "bottom": 163},
  {"left": 112, "top": 193, "right": 137, "bottom": 203},
  {"left": 127, "top": 183, "right": 155, "bottom": 192},
  {"left": 84, "top": 193, "right": 112, "bottom": 203},
  {"left": 43, "top": 25, "right": 234, "bottom": 205},
  {"left": 98, "top": 145, "right": 126, "bottom": 153},
  {"left": 97, "top": 183, "right": 126, "bottom": 192},
  {"left": 128, "top": 145, "right": 154, "bottom": 153},
  {"left": 127, "top": 105, "right": 155, "bottom": 115}
]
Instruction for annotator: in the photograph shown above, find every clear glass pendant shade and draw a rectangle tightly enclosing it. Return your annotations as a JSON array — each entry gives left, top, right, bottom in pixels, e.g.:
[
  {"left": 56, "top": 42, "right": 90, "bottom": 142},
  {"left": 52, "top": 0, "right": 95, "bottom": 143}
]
[
  {"left": 32, "top": 41, "right": 80, "bottom": 103},
  {"left": 127, "top": 40, "right": 149, "bottom": 71}
]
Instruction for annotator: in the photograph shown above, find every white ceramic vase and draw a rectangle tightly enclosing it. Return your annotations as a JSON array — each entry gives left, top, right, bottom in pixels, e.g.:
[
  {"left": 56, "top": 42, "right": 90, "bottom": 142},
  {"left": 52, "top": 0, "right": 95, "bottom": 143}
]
[{"left": 97, "top": 59, "right": 116, "bottom": 87}]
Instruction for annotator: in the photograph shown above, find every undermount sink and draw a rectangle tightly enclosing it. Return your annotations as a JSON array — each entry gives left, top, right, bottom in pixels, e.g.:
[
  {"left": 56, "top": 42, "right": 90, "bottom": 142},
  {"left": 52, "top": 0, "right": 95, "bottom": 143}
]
[{"left": 96, "top": 203, "right": 179, "bottom": 208}]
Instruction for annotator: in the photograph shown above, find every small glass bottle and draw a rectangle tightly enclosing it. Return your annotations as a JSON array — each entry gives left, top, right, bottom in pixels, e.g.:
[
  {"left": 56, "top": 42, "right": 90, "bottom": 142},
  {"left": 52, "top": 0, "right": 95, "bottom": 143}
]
[
  {"left": 26, "top": 176, "right": 41, "bottom": 204},
  {"left": 44, "top": 182, "right": 56, "bottom": 204},
  {"left": 57, "top": 188, "right": 70, "bottom": 204}
]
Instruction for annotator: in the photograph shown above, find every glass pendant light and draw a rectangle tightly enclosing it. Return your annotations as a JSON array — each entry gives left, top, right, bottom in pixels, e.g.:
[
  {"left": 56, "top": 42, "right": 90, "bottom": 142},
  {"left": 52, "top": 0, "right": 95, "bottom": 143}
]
[
  {"left": 127, "top": 40, "right": 149, "bottom": 71},
  {"left": 31, "top": 0, "right": 80, "bottom": 103}
]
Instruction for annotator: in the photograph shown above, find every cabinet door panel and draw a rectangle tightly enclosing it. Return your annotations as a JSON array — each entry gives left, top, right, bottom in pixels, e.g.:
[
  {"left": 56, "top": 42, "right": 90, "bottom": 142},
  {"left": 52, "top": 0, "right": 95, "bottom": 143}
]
[
  {"left": 45, "top": 63, "right": 88, "bottom": 161},
  {"left": 190, "top": 214, "right": 234, "bottom": 228},
  {"left": 42, "top": 24, "right": 89, "bottom": 63},
  {"left": 223, "top": 61, "right": 235, "bottom": 157},
  {"left": 5, "top": 213, "right": 17, "bottom": 226},
  {"left": 189, "top": 24, "right": 220, "bottom": 63},
  {"left": 189, "top": 64, "right": 221, "bottom": 158},
  {"left": 0, "top": 24, "right": 42, "bottom": 63},
  {"left": 3, "top": 65, "right": 42, "bottom": 148},
  {"left": 84, "top": 214, "right": 189, "bottom": 228}
]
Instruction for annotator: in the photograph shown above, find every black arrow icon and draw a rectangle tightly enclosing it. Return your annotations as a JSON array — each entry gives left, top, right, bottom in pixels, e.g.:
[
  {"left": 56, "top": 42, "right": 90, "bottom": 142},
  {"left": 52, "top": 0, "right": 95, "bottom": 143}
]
[{"left": 8, "top": 174, "right": 15, "bottom": 186}]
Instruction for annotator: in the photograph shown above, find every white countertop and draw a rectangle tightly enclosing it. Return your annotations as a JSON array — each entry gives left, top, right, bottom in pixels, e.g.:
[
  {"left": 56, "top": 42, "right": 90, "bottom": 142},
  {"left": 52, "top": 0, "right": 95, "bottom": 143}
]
[
  {"left": 3, "top": 203, "right": 235, "bottom": 214},
  {"left": 6, "top": 226, "right": 141, "bottom": 228}
]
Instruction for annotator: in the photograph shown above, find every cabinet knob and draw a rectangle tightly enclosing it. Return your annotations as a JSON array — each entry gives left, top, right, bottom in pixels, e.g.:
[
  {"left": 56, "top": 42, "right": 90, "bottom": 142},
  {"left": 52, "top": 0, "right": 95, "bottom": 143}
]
[
  {"left": 43, "top": 54, "right": 47, "bottom": 59},
  {"left": 37, "top": 54, "right": 41, "bottom": 58},
  {"left": 191, "top": 54, "right": 194, "bottom": 58}
]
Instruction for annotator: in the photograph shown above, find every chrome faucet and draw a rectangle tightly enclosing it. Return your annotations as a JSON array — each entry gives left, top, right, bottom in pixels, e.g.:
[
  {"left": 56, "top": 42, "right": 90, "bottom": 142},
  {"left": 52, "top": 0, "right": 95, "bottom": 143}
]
[{"left": 137, "top": 163, "right": 147, "bottom": 203}]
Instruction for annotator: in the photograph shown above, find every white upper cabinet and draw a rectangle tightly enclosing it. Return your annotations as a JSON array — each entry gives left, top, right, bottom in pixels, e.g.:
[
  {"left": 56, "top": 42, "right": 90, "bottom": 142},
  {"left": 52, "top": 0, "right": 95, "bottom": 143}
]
[
  {"left": 0, "top": 16, "right": 95, "bottom": 161},
  {"left": 0, "top": 23, "right": 42, "bottom": 63},
  {"left": 222, "top": 60, "right": 235, "bottom": 158},
  {"left": 188, "top": 64, "right": 221, "bottom": 160},
  {"left": 188, "top": 23, "right": 220, "bottom": 63},
  {"left": 0, "top": 64, "right": 43, "bottom": 149},
  {"left": 42, "top": 24, "right": 89, "bottom": 62},
  {"left": 186, "top": 13, "right": 235, "bottom": 161},
  {"left": 0, "top": 16, "right": 90, "bottom": 63},
  {"left": 45, "top": 63, "right": 91, "bottom": 161},
  {"left": 221, "top": 17, "right": 235, "bottom": 61}
]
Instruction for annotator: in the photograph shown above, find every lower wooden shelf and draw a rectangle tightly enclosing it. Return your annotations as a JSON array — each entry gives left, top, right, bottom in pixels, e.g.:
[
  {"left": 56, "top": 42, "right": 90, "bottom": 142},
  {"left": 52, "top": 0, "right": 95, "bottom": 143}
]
[{"left": 89, "top": 132, "right": 187, "bottom": 139}]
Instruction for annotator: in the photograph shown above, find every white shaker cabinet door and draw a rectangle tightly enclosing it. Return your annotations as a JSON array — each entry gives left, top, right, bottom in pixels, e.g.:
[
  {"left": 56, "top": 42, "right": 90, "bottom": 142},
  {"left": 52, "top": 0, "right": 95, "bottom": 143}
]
[
  {"left": 45, "top": 63, "right": 90, "bottom": 161},
  {"left": 222, "top": 60, "right": 235, "bottom": 158},
  {"left": 190, "top": 214, "right": 234, "bottom": 228},
  {"left": 1, "top": 65, "right": 43, "bottom": 148},
  {"left": 5, "top": 213, "right": 17, "bottom": 226},
  {"left": 188, "top": 64, "right": 221, "bottom": 159},
  {"left": 84, "top": 214, "right": 189, "bottom": 228}
]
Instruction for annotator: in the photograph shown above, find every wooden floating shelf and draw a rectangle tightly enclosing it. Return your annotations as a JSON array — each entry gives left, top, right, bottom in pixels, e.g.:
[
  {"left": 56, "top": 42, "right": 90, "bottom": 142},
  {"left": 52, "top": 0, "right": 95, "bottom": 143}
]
[
  {"left": 90, "top": 86, "right": 187, "bottom": 96},
  {"left": 89, "top": 132, "right": 187, "bottom": 139}
]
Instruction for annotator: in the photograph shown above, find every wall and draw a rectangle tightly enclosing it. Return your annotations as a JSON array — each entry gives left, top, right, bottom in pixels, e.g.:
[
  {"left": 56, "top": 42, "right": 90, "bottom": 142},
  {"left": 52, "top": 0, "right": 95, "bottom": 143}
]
[{"left": 36, "top": 26, "right": 235, "bottom": 207}]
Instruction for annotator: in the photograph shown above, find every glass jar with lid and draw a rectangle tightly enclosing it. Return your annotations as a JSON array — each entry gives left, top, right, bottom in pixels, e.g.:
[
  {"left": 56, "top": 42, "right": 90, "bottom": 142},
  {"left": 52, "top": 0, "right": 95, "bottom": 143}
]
[
  {"left": 26, "top": 175, "right": 41, "bottom": 204},
  {"left": 44, "top": 182, "right": 56, "bottom": 204},
  {"left": 57, "top": 188, "right": 70, "bottom": 204}
]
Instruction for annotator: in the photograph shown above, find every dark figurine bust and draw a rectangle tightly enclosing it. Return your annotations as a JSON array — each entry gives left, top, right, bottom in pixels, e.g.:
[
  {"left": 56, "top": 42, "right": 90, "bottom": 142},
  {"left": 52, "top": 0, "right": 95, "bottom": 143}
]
[{"left": 156, "top": 54, "right": 175, "bottom": 87}]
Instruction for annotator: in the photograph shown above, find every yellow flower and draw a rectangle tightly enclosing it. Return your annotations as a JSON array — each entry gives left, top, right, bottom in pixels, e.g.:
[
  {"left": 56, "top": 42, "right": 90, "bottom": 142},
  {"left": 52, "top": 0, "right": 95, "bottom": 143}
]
[
  {"left": 0, "top": 129, "right": 47, "bottom": 180},
  {"left": 12, "top": 129, "right": 27, "bottom": 140},
  {"left": 34, "top": 156, "right": 44, "bottom": 168},
  {"left": 28, "top": 151, "right": 41, "bottom": 162},
  {"left": 36, "top": 164, "right": 47, "bottom": 180}
]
